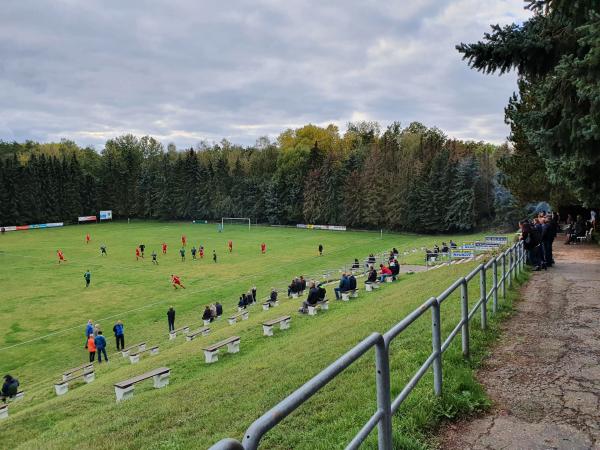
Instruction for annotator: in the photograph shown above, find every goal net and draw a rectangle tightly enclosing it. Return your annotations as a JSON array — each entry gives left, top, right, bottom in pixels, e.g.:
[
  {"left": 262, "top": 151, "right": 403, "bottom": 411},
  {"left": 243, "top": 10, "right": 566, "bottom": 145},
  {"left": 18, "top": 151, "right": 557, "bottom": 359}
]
[{"left": 221, "top": 217, "right": 251, "bottom": 231}]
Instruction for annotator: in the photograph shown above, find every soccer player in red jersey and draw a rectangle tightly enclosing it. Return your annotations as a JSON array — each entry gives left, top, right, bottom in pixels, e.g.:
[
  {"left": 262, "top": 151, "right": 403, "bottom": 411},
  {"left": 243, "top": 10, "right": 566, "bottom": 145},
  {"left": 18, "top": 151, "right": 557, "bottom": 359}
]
[
  {"left": 181, "top": 235, "right": 186, "bottom": 247},
  {"left": 162, "top": 242, "right": 167, "bottom": 254},
  {"left": 135, "top": 248, "right": 141, "bottom": 261},
  {"left": 199, "top": 246, "right": 204, "bottom": 259},
  {"left": 171, "top": 274, "right": 185, "bottom": 289},
  {"left": 85, "top": 233, "right": 90, "bottom": 244},
  {"left": 228, "top": 240, "right": 233, "bottom": 253},
  {"left": 57, "top": 249, "right": 66, "bottom": 263},
  {"left": 261, "top": 242, "right": 266, "bottom": 254}
]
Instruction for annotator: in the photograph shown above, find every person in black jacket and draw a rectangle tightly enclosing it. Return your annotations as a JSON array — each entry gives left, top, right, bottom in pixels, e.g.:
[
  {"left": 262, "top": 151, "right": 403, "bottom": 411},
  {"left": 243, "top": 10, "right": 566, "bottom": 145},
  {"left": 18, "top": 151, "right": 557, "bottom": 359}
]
[
  {"left": 202, "top": 306, "right": 212, "bottom": 322},
  {"left": 299, "top": 276, "right": 306, "bottom": 294},
  {"left": 215, "top": 302, "right": 223, "bottom": 317},
  {"left": 366, "top": 266, "right": 378, "bottom": 284},
  {"left": 348, "top": 274, "right": 357, "bottom": 291},
  {"left": 269, "top": 289, "right": 278, "bottom": 305},
  {"left": 317, "top": 283, "right": 327, "bottom": 301},
  {"left": 300, "top": 282, "right": 320, "bottom": 313},
  {"left": 520, "top": 220, "right": 540, "bottom": 269},
  {"left": 1, "top": 375, "right": 19, "bottom": 402},
  {"left": 251, "top": 287, "right": 257, "bottom": 303},
  {"left": 167, "top": 306, "right": 175, "bottom": 331}
]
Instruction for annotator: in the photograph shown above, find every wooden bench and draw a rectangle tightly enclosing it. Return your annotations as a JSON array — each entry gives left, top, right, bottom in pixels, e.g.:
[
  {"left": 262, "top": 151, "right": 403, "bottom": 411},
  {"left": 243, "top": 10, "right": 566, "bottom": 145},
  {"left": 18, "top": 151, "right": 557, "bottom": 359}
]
[
  {"left": 169, "top": 325, "right": 190, "bottom": 340},
  {"left": 186, "top": 327, "right": 210, "bottom": 341},
  {"left": 202, "top": 336, "right": 240, "bottom": 363},
  {"left": 114, "top": 367, "right": 170, "bottom": 402},
  {"left": 54, "top": 369, "right": 95, "bottom": 395},
  {"left": 262, "top": 316, "right": 291, "bottom": 336},
  {"left": 1, "top": 391, "right": 24, "bottom": 405},
  {"left": 129, "top": 345, "right": 159, "bottom": 364},
  {"left": 228, "top": 311, "right": 249, "bottom": 325},
  {"left": 121, "top": 342, "right": 146, "bottom": 357},
  {"left": 0, "top": 404, "right": 7, "bottom": 420},
  {"left": 63, "top": 363, "right": 93, "bottom": 381},
  {"left": 262, "top": 300, "right": 279, "bottom": 311}
]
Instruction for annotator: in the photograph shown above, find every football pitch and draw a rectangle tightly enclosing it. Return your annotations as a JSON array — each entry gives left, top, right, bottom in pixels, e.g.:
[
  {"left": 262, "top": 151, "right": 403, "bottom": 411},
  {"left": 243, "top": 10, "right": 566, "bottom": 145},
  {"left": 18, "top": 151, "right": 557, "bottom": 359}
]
[{"left": 0, "top": 222, "right": 513, "bottom": 449}]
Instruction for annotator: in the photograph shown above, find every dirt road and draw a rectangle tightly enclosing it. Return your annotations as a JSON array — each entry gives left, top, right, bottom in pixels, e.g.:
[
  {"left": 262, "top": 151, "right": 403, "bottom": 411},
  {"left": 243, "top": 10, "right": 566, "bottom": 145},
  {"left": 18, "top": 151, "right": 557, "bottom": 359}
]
[{"left": 440, "top": 243, "right": 600, "bottom": 450}]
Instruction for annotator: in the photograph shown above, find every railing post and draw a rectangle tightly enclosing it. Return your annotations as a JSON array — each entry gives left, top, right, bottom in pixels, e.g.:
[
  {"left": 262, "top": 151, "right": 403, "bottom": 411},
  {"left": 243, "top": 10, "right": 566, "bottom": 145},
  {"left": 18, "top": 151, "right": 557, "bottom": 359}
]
[
  {"left": 431, "top": 298, "right": 442, "bottom": 396},
  {"left": 480, "top": 266, "right": 487, "bottom": 330},
  {"left": 375, "top": 342, "right": 393, "bottom": 450},
  {"left": 492, "top": 258, "right": 498, "bottom": 314},
  {"left": 508, "top": 248, "right": 513, "bottom": 289},
  {"left": 519, "top": 243, "right": 524, "bottom": 272},
  {"left": 501, "top": 253, "right": 506, "bottom": 299},
  {"left": 460, "top": 279, "right": 469, "bottom": 359}
]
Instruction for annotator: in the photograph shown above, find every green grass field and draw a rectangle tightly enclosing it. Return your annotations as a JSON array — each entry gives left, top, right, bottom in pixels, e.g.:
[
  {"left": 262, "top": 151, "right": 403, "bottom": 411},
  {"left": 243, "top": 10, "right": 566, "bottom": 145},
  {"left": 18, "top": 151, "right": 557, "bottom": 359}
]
[{"left": 0, "top": 222, "right": 522, "bottom": 449}]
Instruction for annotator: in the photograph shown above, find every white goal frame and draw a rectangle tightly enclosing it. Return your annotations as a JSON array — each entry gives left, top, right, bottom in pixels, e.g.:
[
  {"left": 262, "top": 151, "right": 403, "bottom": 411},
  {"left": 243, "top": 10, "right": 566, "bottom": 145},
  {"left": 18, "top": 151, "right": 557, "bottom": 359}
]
[{"left": 221, "top": 217, "right": 251, "bottom": 230}]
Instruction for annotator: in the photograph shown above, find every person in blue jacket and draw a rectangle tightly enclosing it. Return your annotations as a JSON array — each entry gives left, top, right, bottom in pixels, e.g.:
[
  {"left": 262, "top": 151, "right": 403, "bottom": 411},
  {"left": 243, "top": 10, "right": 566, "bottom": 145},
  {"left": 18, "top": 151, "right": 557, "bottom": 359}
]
[
  {"left": 95, "top": 331, "right": 108, "bottom": 363},
  {"left": 85, "top": 319, "right": 93, "bottom": 349},
  {"left": 335, "top": 273, "right": 350, "bottom": 299},
  {"left": 113, "top": 320, "right": 125, "bottom": 350}
]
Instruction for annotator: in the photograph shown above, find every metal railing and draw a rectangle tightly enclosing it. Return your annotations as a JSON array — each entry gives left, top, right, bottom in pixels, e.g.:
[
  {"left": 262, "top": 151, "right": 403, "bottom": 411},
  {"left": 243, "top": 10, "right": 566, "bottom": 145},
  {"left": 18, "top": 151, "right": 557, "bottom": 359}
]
[{"left": 210, "top": 241, "right": 525, "bottom": 450}]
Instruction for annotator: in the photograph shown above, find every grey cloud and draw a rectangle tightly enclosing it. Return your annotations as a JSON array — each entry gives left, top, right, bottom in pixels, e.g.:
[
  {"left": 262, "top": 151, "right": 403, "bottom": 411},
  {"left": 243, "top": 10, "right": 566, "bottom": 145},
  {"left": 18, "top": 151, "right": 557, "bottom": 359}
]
[{"left": 0, "top": 0, "right": 531, "bottom": 149}]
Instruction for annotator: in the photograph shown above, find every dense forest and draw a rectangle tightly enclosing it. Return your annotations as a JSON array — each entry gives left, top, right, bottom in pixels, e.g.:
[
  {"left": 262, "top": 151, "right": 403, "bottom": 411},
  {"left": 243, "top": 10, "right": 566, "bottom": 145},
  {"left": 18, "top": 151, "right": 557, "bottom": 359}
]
[
  {"left": 457, "top": 0, "right": 600, "bottom": 208},
  {"left": 0, "top": 121, "right": 521, "bottom": 232}
]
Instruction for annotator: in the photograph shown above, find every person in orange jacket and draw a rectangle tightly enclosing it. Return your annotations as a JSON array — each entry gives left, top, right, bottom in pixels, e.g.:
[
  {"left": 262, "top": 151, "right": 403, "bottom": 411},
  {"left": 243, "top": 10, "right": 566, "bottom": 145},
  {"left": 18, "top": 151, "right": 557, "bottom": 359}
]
[{"left": 87, "top": 334, "right": 96, "bottom": 363}]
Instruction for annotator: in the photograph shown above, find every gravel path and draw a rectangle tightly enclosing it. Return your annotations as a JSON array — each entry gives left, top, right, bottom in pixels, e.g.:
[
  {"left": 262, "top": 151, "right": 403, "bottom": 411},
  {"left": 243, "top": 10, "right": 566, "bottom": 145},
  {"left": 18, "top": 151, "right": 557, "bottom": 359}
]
[{"left": 439, "top": 243, "right": 600, "bottom": 450}]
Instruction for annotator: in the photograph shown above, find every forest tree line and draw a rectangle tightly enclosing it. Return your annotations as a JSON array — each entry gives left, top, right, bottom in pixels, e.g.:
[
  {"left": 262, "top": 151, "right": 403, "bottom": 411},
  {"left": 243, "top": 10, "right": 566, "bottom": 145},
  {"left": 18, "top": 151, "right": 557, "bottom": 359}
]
[{"left": 0, "top": 121, "right": 522, "bottom": 233}]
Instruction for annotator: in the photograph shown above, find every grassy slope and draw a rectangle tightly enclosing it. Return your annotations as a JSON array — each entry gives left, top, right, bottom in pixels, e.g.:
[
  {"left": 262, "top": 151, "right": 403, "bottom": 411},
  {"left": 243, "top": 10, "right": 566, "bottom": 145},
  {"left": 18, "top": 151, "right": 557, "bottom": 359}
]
[{"left": 0, "top": 222, "right": 516, "bottom": 449}]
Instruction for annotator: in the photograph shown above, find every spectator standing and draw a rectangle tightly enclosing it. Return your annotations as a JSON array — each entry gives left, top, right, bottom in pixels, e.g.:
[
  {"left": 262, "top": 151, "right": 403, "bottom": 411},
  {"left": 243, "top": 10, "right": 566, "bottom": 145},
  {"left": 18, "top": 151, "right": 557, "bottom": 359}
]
[
  {"left": 318, "top": 244, "right": 323, "bottom": 256},
  {"left": 113, "top": 320, "right": 125, "bottom": 350},
  {"left": 167, "top": 306, "right": 176, "bottom": 332},
  {"left": 87, "top": 334, "right": 96, "bottom": 362},
  {"left": 85, "top": 320, "right": 93, "bottom": 348},
  {"left": 95, "top": 331, "right": 108, "bottom": 363}
]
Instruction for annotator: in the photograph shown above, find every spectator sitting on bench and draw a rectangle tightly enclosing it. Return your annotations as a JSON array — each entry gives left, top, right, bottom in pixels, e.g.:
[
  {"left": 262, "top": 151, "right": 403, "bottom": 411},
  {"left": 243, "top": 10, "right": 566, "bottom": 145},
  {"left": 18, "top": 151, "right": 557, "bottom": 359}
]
[
  {"left": 449, "top": 240, "right": 457, "bottom": 249},
  {"left": 352, "top": 258, "right": 360, "bottom": 270},
  {"left": 335, "top": 273, "right": 350, "bottom": 300},
  {"left": 299, "top": 281, "right": 320, "bottom": 313},
  {"left": 433, "top": 244, "right": 440, "bottom": 254},
  {"left": 348, "top": 273, "right": 357, "bottom": 291},
  {"left": 288, "top": 278, "right": 300, "bottom": 297},
  {"left": 209, "top": 304, "right": 217, "bottom": 320},
  {"left": 245, "top": 290, "right": 254, "bottom": 305},
  {"left": 238, "top": 295, "right": 247, "bottom": 310},
  {"left": 269, "top": 288, "right": 278, "bottom": 305},
  {"left": 1, "top": 375, "right": 19, "bottom": 403},
  {"left": 299, "top": 276, "right": 307, "bottom": 294},
  {"left": 215, "top": 302, "right": 223, "bottom": 317},
  {"left": 368, "top": 254, "right": 376, "bottom": 264},
  {"left": 202, "top": 306, "right": 213, "bottom": 322},
  {"left": 392, "top": 248, "right": 399, "bottom": 257},
  {"left": 379, "top": 264, "right": 392, "bottom": 282},
  {"left": 366, "top": 266, "right": 378, "bottom": 284},
  {"left": 441, "top": 242, "right": 449, "bottom": 253},
  {"left": 317, "top": 283, "right": 327, "bottom": 301}
]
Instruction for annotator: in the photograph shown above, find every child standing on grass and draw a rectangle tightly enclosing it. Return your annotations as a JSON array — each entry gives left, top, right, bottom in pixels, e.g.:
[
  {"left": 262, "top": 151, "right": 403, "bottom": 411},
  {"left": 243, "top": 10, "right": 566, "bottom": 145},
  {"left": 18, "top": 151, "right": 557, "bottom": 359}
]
[
  {"left": 84, "top": 270, "right": 91, "bottom": 288},
  {"left": 213, "top": 250, "right": 217, "bottom": 263},
  {"left": 162, "top": 242, "right": 167, "bottom": 255},
  {"left": 87, "top": 334, "right": 96, "bottom": 362},
  {"left": 228, "top": 240, "right": 233, "bottom": 253},
  {"left": 135, "top": 247, "right": 141, "bottom": 261},
  {"left": 180, "top": 247, "right": 186, "bottom": 261},
  {"left": 100, "top": 244, "right": 107, "bottom": 256},
  {"left": 199, "top": 246, "right": 204, "bottom": 259},
  {"left": 85, "top": 233, "right": 90, "bottom": 244},
  {"left": 151, "top": 251, "right": 158, "bottom": 265}
]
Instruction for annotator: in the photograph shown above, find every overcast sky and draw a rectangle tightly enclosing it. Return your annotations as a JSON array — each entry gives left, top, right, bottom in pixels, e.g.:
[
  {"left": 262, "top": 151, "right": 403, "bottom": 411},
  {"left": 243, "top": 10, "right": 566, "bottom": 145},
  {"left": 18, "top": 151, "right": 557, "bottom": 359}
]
[{"left": 0, "top": 0, "right": 530, "bottom": 150}]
